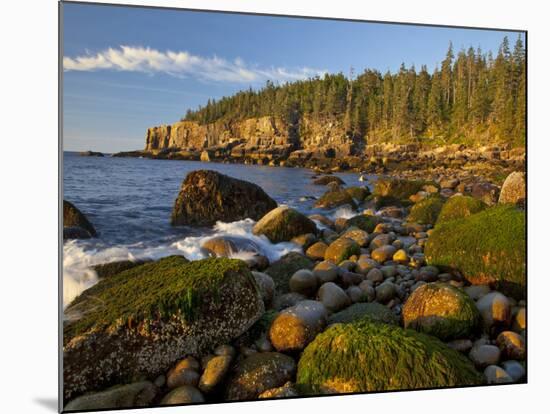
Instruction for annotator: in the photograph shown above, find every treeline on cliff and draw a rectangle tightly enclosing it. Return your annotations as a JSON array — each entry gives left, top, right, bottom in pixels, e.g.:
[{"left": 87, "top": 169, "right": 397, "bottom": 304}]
[{"left": 183, "top": 36, "right": 525, "bottom": 147}]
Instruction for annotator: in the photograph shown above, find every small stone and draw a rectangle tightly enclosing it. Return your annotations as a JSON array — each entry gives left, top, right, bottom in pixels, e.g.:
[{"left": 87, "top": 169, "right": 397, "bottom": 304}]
[
  {"left": 380, "top": 265, "right": 397, "bottom": 278},
  {"left": 289, "top": 269, "right": 318, "bottom": 296},
  {"left": 252, "top": 271, "right": 276, "bottom": 306},
  {"left": 160, "top": 386, "right": 205, "bottom": 405},
  {"left": 371, "top": 245, "right": 397, "bottom": 263},
  {"left": 464, "top": 285, "right": 491, "bottom": 301},
  {"left": 369, "top": 233, "right": 394, "bottom": 249},
  {"left": 366, "top": 268, "right": 384, "bottom": 283},
  {"left": 342, "top": 228, "right": 369, "bottom": 247},
  {"left": 496, "top": 331, "right": 526, "bottom": 360},
  {"left": 501, "top": 360, "right": 526, "bottom": 381},
  {"left": 476, "top": 292, "right": 511, "bottom": 330},
  {"left": 358, "top": 280, "right": 376, "bottom": 302},
  {"left": 272, "top": 292, "right": 307, "bottom": 311},
  {"left": 469, "top": 345, "right": 501, "bottom": 368},
  {"left": 199, "top": 355, "right": 233, "bottom": 393},
  {"left": 166, "top": 368, "right": 200, "bottom": 389},
  {"left": 318, "top": 282, "right": 351, "bottom": 312},
  {"left": 346, "top": 286, "right": 364, "bottom": 303},
  {"left": 324, "top": 237, "right": 361, "bottom": 264},
  {"left": 484, "top": 365, "right": 514, "bottom": 384},
  {"left": 512, "top": 307, "right": 526, "bottom": 332},
  {"left": 340, "top": 271, "right": 363, "bottom": 287},
  {"left": 356, "top": 257, "right": 378, "bottom": 274},
  {"left": 306, "top": 241, "right": 328, "bottom": 260},
  {"left": 393, "top": 249, "right": 408, "bottom": 263},
  {"left": 255, "top": 336, "right": 274, "bottom": 353},
  {"left": 291, "top": 233, "right": 317, "bottom": 249},
  {"left": 375, "top": 282, "right": 395, "bottom": 304},
  {"left": 312, "top": 261, "right": 339, "bottom": 283}
]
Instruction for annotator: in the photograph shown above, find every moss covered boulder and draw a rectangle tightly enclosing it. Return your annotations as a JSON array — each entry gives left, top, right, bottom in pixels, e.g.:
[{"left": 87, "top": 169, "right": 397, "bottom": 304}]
[
  {"left": 345, "top": 186, "right": 370, "bottom": 202},
  {"left": 63, "top": 256, "right": 264, "bottom": 401},
  {"left": 324, "top": 237, "right": 361, "bottom": 264},
  {"left": 296, "top": 320, "right": 483, "bottom": 394},
  {"left": 344, "top": 214, "right": 381, "bottom": 233},
  {"left": 264, "top": 252, "right": 314, "bottom": 295},
  {"left": 328, "top": 303, "right": 399, "bottom": 326},
  {"left": 92, "top": 259, "right": 150, "bottom": 279},
  {"left": 436, "top": 195, "right": 487, "bottom": 224},
  {"left": 374, "top": 178, "right": 432, "bottom": 200},
  {"left": 425, "top": 205, "right": 526, "bottom": 299},
  {"left": 63, "top": 200, "right": 97, "bottom": 238},
  {"left": 314, "top": 189, "right": 357, "bottom": 210},
  {"left": 225, "top": 352, "right": 297, "bottom": 401},
  {"left": 402, "top": 283, "right": 480, "bottom": 341},
  {"left": 171, "top": 170, "right": 277, "bottom": 226},
  {"left": 253, "top": 206, "right": 317, "bottom": 243},
  {"left": 406, "top": 196, "right": 445, "bottom": 225}
]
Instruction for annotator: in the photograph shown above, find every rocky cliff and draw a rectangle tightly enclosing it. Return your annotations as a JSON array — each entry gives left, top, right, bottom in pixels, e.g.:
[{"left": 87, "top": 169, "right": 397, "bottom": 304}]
[{"left": 144, "top": 116, "right": 354, "bottom": 157}]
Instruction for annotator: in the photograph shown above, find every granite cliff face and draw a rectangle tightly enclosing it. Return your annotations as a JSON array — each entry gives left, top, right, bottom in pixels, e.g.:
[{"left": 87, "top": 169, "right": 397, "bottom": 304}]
[{"left": 144, "top": 116, "right": 353, "bottom": 157}]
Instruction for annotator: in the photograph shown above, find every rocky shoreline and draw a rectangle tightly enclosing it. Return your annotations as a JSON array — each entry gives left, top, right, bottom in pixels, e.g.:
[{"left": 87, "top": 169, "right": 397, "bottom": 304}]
[{"left": 63, "top": 168, "right": 526, "bottom": 411}]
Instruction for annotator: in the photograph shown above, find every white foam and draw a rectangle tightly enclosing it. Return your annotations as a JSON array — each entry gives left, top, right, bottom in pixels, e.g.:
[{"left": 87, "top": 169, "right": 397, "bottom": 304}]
[
  {"left": 63, "top": 218, "right": 301, "bottom": 307},
  {"left": 331, "top": 205, "right": 357, "bottom": 220}
]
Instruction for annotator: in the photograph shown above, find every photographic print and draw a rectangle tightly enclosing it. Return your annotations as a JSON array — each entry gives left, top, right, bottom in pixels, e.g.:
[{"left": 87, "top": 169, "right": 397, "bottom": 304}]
[{"left": 61, "top": 1, "right": 526, "bottom": 411}]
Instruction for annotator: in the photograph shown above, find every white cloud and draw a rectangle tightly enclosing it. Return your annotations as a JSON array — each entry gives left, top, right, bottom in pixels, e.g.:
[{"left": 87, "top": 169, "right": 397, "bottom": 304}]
[{"left": 63, "top": 45, "right": 326, "bottom": 83}]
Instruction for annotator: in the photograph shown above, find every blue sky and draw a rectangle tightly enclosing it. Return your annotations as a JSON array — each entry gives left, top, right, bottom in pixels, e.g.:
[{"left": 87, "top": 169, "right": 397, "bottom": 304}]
[{"left": 62, "top": 2, "right": 522, "bottom": 152}]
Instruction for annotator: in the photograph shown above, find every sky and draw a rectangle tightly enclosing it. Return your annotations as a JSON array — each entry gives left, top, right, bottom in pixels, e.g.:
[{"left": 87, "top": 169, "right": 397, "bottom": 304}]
[{"left": 62, "top": 2, "right": 523, "bottom": 153}]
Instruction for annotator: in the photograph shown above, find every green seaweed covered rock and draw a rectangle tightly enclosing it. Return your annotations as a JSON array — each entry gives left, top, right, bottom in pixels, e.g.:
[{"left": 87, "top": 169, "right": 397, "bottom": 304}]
[
  {"left": 92, "top": 259, "right": 150, "bottom": 279},
  {"left": 374, "top": 178, "right": 432, "bottom": 200},
  {"left": 345, "top": 186, "right": 370, "bottom": 202},
  {"left": 63, "top": 256, "right": 264, "bottom": 402},
  {"left": 425, "top": 205, "right": 526, "bottom": 299},
  {"left": 324, "top": 237, "right": 361, "bottom": 264},
  {"left": 402, "top": 283, "right": 480, "bottom": 340},
  {"left": 406, "top": 196, "right": 445, "bottom": 225},
  {"left": 253, "top": 206, "right": 318, "bottom": 243},
  {"left": 296, "top": 320, "right": 483, "bottom": 394},
  {"left": 328, "top": 303, "right": 399, "bottom": 326},
  {"left": 314, "top": 189, "right": 357, "bottom": 210},
  {"left": 264, "top": 252, "right": 314, "bottom": 294},
  {"left": 343, "top": 214, "right": 381, "bottom": 233},
  {"left": 436, "top": 195, "right": 487, "bottom": 224}
]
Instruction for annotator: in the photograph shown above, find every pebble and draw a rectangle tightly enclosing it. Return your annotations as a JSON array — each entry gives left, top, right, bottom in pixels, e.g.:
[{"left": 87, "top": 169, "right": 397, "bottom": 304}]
[
  {"left": 512, "top": 307, "right": 526, "bottom": 332},
  {"left": 501, "top": 360, "right": 526, "bottom": 381},
  {"left": 366, "top": 268, "right": 384, "bottom": 283},
  {"left": 393, "top": 249, "right": 408, "bottom": 263},
  {"left": 356, "top": 257, "right": 378, "bottom": 274},
  {"left": 313, "top": 261, "right": 339, "bottom": 283},
  {"left": 381, "top": 265, "right": 397, "bottom": 278},
  {"left": 496, "top": 331, "right": 526, "bottom": 360},
  {"left": 340, "top": 271, "right": 363, "bottom": 287},
  {"left": 371, "top": 245, "right": 397, "bottom": 263},
  {"left": 306, "top": 241, "right": 328, "bottom": 260},
  {"left": 318, "top": 282, "right": 351, "bottom": 312},
  {"left": 375, "top": 282, "right": 396, "bottom": 304},
  {"left": 358, "top": 281, "right": 376, "bottom": 302},
  {"left": 484, "top": 365, "right": 514, "bottom": 384},
  {"left": 160, "top": 386, "right": 205, "bottom": 405},
  {"left": 214, "top": 344, "right": 236, "bottom": 358},
  {"left": 464, "top": 285, "right": 491, "bottom": 301},
  {"left": 199, "top": 355, "right": 233, "bottom": 393},
  {"left": 289, "top": 269, "right": 318, "bottom": 296},
  {"left": 347, "top": 285, "right": 365, "bottom": 303},
  {"left": 469, "top": 344, "right": 501, "bottom": 368},
  {"left": 476, "top": 292, "right": 511, "bottom": 330}
]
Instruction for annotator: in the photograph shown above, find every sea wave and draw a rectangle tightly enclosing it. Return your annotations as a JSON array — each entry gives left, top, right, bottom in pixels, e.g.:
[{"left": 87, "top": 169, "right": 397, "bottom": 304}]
[{"left": 62, "top": 217, "right": 301, "bottom": 308}]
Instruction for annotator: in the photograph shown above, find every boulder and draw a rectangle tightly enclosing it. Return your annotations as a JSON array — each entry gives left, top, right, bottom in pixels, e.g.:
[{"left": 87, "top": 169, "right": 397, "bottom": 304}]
[
  {"left": 406, "top": 196, "right": 445, "bottom": 225},
  {"left": 374, "top": 178, "right": 431, "bottom": 200},
  {"left": 314, "top": 189, "right": 357, "bottom": 210},
  {"left": 92, "top": 260, "right": 149, "bottom": 279},
  {"left": 171, "top": 170, "right": 277, "bottom": 226},
  {"left": 64, "top": 381, "right": 157, "bottom": 411},
  {"left": 225, "top": 352, "right": 297, "bottom": 401},
  {"left": 328, "top": 302, "right": 399, "bottom": 325},
  {"left": 402, "top": 283, "right": 480, "bottom": 341},
  {"left": 258, "top": 382, "right": 299, "bottom": 399},
  {"left": 313, "top": 175, "right": 345, "bottom": 186},
  {"left": 269, "top": 300, "right": 328, "bottom": 352},
  {"left": 471, "top": 182, "right": 500, "bottom": 206},
  {"left": 501, "top": 360, "right": 526, "bottom": 381},
  {"left": 296, "top": 320, "right": 483, "bottom": 394},
  {"left": 425, "top": 205, "right": 526, "bottom": 299},
  {"left": 344, "top": 214, "right": 381, "bottom": 233},
  {"left": 345, "top": 186, "right": 370, "bottom": 202},
  {"left": 341, "top": 228, "right": 369, "bottom": 247},
  {"left": 264, "top": 252, "right": 314, "bottom": 295},
  {"left": 371, "top": 245, "right": 397, "bottom": 263},
  {"left": 312, "top": 261, "right": 339, "bottom": 283},
  {"left": 63, "top": 200, "right": 97, "bottom": 237},
  {"left": 289, "top": 269, "right": 318, "bottom": 297},
  {"left": 252, "top": 271, "right": 275, "bottom": 306},
  {"left": 202, "top": 235, "right": 262, "bottom": 257},
  {"left": 63, "top": 257, "right": 264, "bottom": 401},
  {"left": 63, "top": 226, "right": 92, "bottom": 240},
  {"left": 324, "top": 237, "right": 361, "bottom": 264},
  {"left": 436, "top": 195, "right": 486, "bottom": 224},
  {"left": 253, "top": 206, "right": 317, "bottom": 243},
  {"left": 476, "top": 292, "right": 512, "bottom": 330},
  {"left": 498, "top": 171, "right": 526, "bottom": 207}
]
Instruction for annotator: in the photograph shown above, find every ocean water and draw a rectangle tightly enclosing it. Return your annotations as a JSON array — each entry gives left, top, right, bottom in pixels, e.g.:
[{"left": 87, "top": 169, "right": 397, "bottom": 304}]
[{"left": 62, "top": 151, "right": 371, "bottom": 307}]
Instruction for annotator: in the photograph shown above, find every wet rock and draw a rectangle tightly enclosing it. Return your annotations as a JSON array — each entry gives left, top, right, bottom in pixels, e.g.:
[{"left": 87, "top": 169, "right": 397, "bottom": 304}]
[
  {"left": 64, "top": 381, "right": 157, "bottom": 411},
  {"left": 324, "top": 237, "right": 360, "bottom": 264},
  {"left": 252, "top": 271, "right": 276, "bottom": 306},
  {"left": 464, "top": 285, "right": 491, "bottom": 301},
  {"left": 272, "top": 292, "right": 307, "bottom": 311},
  {"left": 292, "top": 233, "right": 317, "bottom": 250},
  {"left": 63, "top": 200, "right": 97, "bottom": 237},
  {"left": 501, "top": 360, "right": 526, "bottom": 381},
  {"left": 289, "top": 269, "right": 318, "bottom": 297},
  {"left": 225, "top": 352, "right": 297, "bottom": 400},
  {"left": 63, "top": 226, "right": 92, "bottom": 240},
  {"left": 341, "top": 228, "right": 369, "bottom": 247},
  {"left": 306, "top": 241, "right": 328, "bottom": 260},
  {"left": 202, "top": 235, "right": 263, "bottom": 258},
  {"left": 269, "top": 300, "right": 328, "bottom": 352},
  {"left": 312, "top": 260, "right": 339, "bottom": 283},
  {"left": 512, "top": 307, "right": 526, "bottom": 332},
  {"left": 171, "top": 170, "right": 277, "bottom": 226},
  {"left": 318, "top": 282, "right": 351, "bottom": 312},
  {"left": 264, "top": 252, "right": 314, "bottom": 295},
  {"left": 258, "top": 382, "right": 299, "bottom": 399},
  {"left": 375, "top": 282, "right": 395, "bottom": 304},
  {"left": 476, "top": 292, "right": 512, "bottom": 331},
  {"left": 356, "top": 257, "right": 378, "bottom": 274},
  {"left": 366, "top": 268, "right": 384, "bottom": 283},
  {"left": 199, "top": 355, "right": 233, "bottom": 393},
  {"left": 328, "top": 302, "right": 399, "bottom": 325},
  {"left": 167, "top": 358, "right": 201, "bottom": 389},
  {"left": 313, "top": 175, "right": 345, "bottom": 186},
  {"left": 393, "top": 249, "right": 408, "bottom": 263},
  {"left": 314, "top": 189, "right": 357, "bottom": 210},
  {"left": 469, "top": 344, "right": 501, "bottom": 368},
  {"left": 371, "top": 245, "right": 397, "bottom": 263},
  {"left": 253, "top": 206, "right": 318, "bottom": 243}
]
